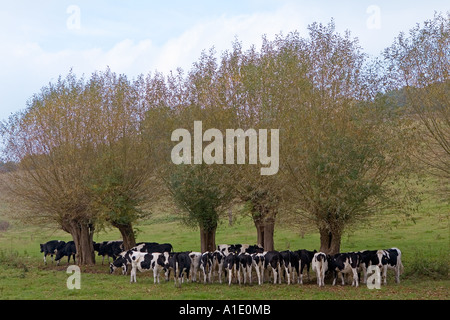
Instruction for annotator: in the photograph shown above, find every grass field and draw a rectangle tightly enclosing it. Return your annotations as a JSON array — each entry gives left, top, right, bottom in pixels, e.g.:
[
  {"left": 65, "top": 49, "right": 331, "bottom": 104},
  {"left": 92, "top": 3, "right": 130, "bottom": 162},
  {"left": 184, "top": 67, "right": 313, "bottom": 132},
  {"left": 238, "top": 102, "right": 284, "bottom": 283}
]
[{"left": 0, "top": 177, "right": 448, "bottom": 300}]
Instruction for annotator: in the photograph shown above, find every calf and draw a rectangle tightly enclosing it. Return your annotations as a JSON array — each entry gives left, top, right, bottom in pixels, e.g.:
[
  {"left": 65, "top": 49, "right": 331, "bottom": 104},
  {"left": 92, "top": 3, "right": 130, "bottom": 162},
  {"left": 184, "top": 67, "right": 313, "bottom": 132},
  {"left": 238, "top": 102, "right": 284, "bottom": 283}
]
[
  {"left": 264, "top": 251, "right": 282, "bottom": 284},
  {"left": 329, "top": 252, "right": 360, "bottom": 287},
  {"left": 312, "top": 252, "right": 328, "bottom": 287},
  {"left": 55, "top": 241, "right": 76, "bottom": 265},
  {"left": 40, "top": 240, "right": 66, "bottom": 264},
  {"left": 237, "top": 253, "right": 253, "bottom": 285},
  {"left": 380, "top": 248, "right": 403, "bottom": 284},
  {"left": 199, "top": 252, "right": 213, "bottom": 283},
  {"left": 295, "top": 249, "right": 317, "bottom": 284},
  {"left": 130, "top": 251, "right": 170, "bottom": 283}
]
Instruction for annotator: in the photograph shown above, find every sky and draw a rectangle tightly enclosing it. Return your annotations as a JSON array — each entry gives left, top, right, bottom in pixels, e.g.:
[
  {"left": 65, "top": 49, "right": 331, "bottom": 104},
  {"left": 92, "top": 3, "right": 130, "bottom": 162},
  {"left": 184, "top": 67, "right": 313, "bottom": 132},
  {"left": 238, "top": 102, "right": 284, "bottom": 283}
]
[{"left": 0, "top": 0, "right": 448, "bottom": 123}]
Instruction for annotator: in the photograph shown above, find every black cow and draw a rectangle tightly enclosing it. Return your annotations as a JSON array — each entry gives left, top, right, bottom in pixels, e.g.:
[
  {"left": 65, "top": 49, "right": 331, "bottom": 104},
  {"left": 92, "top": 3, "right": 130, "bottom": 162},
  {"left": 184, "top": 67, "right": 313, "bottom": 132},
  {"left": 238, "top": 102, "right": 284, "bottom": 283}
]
[
  {"left": 171, "top": 252, "right": 191, "bottom": 287},
  {"left": 212, "top": 250, "right": 225, "bottom": 284},
  {"left": 55, "top": 241, "right": 76, "bottom": 265},
  {"left": 97, "top": 240, "right": 123, "bottom": 264},
  {"left": 264, "top": 251, "right": 282, "bottom": 284},
  {"left": 224, "top": 252, "right": 238, "bottom": 286},
  {"left": 132, "top": 242, "right": 173, "bottom": 254},
  {"left": 245, "top": 244, "right": 264, "bottom": 254},
  {"left": 251, "top": 252, "right": 266, "bottom": 285},
  {"left": 199, "top": 251, "right": 213, "bottom": 283},
  {"left": 329, "top": 252, "right": 360, "bottom": 287},
  {"left": 40, "top": 240, "right": 66, "bottom": 264},
  {"left": 357, "top": 250, "right": 380, "bottom": 284},
  {"left": 237, "top": 253, "right": 253, "bottom": 285},
  {"left": 295, "top": 249, "right": 317, "bottom": 284},
  {"left": 280, "top": 250, "right": 297, "bottom": 285}
]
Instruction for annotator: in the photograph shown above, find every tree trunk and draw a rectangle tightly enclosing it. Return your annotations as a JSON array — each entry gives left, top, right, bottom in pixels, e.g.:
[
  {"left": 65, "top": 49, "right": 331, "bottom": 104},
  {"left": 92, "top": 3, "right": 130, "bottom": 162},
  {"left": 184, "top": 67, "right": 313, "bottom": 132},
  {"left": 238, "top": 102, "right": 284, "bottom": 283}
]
[
  {"left": 254, "top": 219, "right": 265, "bottom": 249},
  {"left": 112, "top": 222, "right": 136, "bottom": 250},
  {"left": 200, "top": 226, "right": 216, "bottom": 253},
  {"left": 263, "top": 218, "right": 275, "bottom": 251},
  {"left": 319, "top": 227, "right": 341, "bottom": 255},
  {"left": 63, "top": 219, "right": 96, "bottom": 265}
]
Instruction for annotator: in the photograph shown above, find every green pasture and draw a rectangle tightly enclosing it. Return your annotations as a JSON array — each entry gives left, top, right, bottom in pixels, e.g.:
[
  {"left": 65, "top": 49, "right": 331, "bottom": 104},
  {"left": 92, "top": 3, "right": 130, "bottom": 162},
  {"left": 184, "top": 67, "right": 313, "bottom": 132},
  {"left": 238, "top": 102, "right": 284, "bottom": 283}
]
[{"left": 0, "top": 178, "right": 448, "bottom": 300}]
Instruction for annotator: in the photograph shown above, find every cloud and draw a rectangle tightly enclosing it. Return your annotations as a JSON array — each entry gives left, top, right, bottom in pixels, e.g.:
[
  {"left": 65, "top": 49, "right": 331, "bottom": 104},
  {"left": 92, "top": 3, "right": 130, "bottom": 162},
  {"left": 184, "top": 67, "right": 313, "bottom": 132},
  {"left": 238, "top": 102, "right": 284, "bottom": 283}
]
[{"left": 155, "top": 2, "right": 306, "bottom": 73}]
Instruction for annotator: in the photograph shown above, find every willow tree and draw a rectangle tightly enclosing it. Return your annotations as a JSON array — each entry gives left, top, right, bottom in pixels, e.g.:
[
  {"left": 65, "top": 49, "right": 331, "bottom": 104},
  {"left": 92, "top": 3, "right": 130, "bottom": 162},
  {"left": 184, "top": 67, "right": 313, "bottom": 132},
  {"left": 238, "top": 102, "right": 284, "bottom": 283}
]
[
  {"left": 1, "top": 72, "right": 98, "bottom": 264},
  {"left": 384, "top": 12, "right": 450, "bottom": 183},
  {"left": 280, "top": 22, "right": 417, "bottom": 254},
  {"left": 0, "top": 69, "right": 159, "bottom": 261},
  {"left": 86, "top": 69, "right": 158, "bottom": 250}
]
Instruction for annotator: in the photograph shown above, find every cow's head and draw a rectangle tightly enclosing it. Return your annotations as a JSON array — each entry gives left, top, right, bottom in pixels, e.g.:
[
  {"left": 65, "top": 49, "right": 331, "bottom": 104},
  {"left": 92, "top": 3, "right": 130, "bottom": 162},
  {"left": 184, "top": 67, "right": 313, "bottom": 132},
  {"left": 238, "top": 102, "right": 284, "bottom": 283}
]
[
  {"left": 158, "top": 252, "right": 170, "bottom": 269},
  {"left": 109, "top": 262, "right": 116, "bottom": 274},
  {"left": 40, "top": 244, "right": 44, "bottom": 253},
  {"left": 375, "top": 250, "right": 385, "bottom": 269}
]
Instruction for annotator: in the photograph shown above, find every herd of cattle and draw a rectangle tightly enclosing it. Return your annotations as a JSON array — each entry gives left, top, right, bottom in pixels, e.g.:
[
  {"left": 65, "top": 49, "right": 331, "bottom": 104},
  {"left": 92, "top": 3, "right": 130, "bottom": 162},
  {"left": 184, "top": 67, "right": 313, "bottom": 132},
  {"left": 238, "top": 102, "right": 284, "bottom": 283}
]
[{"left": 39, "top": 240, "right": 404, "bottom": 287}]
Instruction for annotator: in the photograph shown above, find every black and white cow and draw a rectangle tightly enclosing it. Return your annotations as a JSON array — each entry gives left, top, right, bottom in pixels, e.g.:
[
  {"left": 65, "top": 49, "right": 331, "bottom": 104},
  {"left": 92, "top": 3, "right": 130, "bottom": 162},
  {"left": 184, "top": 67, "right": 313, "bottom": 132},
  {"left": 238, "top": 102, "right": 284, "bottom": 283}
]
[
  {"left": 171, "top": 252, "right": 191, "bottom": 287},
  {"left": 97, "top": 240, "right": 123, "bottom": 264},
  {"left": 212, "top": 250, "right": 225, "bottom": 284},
  {"left": 199, "top": 251, "right": 213, "bottom": 283},
  {"left": 40, "top": 240, "right": 66, "bottom": 264},
  {"left": 130, "top": 251, "right": 170, "bottom": 283},
  {"left": 218, "top": 244, "right": 263, "bottom": 256},
  {"left": 217, "top": 244, "right": 233, "bottom": 256},
  {"left": 245, "top": 244, "right": 264, "bottom": 254},
  {"left": 312, "top": 252, "right": 328, "bottom": 287},
  {"left": 237, "top": 253, "right": 253, "bottom": 285},
  {"left": 264, "top": 251, "right": 282, "bottom": 284},
  {"left": 109, "top": 250, "right": 133, "bottom": 275},
  {"left": 280, "top": 250, "right": 297, "bottom": 285},
  {"left": 380, "top": 248, "right": 403, "bottom": 284},
  {"left": 295, "top": 249, "right": 317, "bottom": 284},
  {"left": 188, "top": 252, "right": 202, "bottom": 282},
  {"left": 55, "top": 241, "right": 76, "bottom": 265},
  {"left": 357, "top": 250, "right": 381, "bottom": 284},
  {"left": 130, "top": 242, "right": 159, "bottom": 252},
  {"left": 251, "top": 253, "right": 266, "bottom": 285},
  {"left": 329, "top": 252, "right": 360, "bottom": 287},
  {"left": 131, "top": 242, "right": 173, "bottom": 254},
  {"left": 224, "top": 252, "right": 238, "bottom": 286}
]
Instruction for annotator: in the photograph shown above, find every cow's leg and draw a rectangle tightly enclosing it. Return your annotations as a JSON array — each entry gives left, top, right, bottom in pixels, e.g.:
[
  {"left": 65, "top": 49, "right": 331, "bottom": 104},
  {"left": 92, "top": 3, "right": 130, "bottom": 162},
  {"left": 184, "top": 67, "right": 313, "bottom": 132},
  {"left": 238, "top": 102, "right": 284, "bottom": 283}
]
[
  {"left": 130, "top": 266, "right": 136, "bottom": 283},
  {"left": 272, "top": 266, "right": 278, "bottom": 284},
  {"left": 332, "top": 271, "right": 337, "bottom": 286},
  {"left": 395, "top": 265, "right": 400, "bottom": 283},
  {"left": 352, "top": 268, "right": 359, "bottom": 287},
  {"left": 382, "top": 265, "right": 388, "bottom": 285},
  {"left": 285, "top": 266, "right": 291, "bottom": 285}
]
